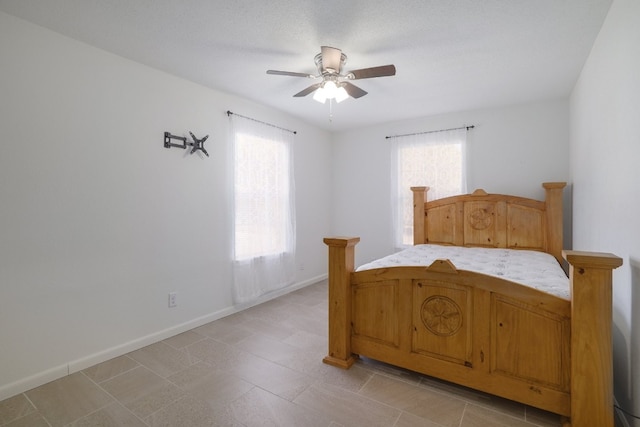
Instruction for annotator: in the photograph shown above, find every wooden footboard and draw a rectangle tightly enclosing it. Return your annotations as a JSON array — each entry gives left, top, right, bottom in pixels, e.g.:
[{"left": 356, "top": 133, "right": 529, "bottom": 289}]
[{"left": 323, "top": 238, "right": 622, "bottom": 427}]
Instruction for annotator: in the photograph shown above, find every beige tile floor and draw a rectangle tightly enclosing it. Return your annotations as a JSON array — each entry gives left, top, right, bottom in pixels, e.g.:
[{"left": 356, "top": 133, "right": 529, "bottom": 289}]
[{"left": 0, "top": 280, "right": 563, "bottom": 427}]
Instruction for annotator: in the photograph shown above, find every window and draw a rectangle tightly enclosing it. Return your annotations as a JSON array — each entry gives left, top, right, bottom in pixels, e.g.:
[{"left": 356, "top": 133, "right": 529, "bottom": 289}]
[
  {"left": 229, "top": 114, "right": 296, "bottom": 303},
  {"left": 391, "top": 128, "right": 467, "bottom": 247},
  {"left": 234, "top": 133, "right": 291, "bottom": 260}
]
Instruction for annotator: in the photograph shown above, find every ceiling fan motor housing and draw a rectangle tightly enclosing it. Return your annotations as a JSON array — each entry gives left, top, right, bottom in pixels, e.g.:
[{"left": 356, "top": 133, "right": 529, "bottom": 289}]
[{"left": 314, "top": 49, "right": 347, "bottom": 75}]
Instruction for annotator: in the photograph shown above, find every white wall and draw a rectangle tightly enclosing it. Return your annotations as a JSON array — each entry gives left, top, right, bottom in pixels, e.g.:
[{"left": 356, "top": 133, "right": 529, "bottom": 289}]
[
  {"left": 331, "top": 99, "right": 571, "bottom": 266},
  {"left": 569, "top": 0, "right": 640, "bottom": 424},
  {"left": 0, "top": 12, "right": 332, "bottom": 399}
]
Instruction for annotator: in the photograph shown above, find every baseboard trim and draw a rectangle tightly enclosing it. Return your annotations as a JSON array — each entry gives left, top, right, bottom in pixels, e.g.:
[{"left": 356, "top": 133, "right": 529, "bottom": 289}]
[
  {"left": 0, "top": 365, "right": 69, "bottom": 402},
  {"left": 0, "top": 274, "right": 327, "bottom": 401}
]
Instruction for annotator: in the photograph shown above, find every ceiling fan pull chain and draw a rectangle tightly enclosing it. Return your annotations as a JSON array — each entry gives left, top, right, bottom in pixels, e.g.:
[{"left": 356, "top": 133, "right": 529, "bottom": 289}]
[{"left": 329, "top": 98, "right": 333, "bottom": 122}]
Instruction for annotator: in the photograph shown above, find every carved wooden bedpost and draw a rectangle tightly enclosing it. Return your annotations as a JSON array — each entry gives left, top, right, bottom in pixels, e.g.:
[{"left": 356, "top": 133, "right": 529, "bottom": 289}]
[
  {"left": 323, "top": 237, "right": 360, "bottom": 369},
  {"left": 543, "top": 182, "right": 566, "bottom": 264},
  {"left": 411, "top": 187, "right": 429, "bottom": 245},
  {"left": 563, "top": 250, "right": 623, "bottom": 427}
]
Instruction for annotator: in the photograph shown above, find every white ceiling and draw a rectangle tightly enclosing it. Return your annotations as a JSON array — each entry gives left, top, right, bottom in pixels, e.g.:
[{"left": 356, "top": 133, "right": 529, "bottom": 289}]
[{"left": 0, "top": 0, "right": 612, "bottom": 131}]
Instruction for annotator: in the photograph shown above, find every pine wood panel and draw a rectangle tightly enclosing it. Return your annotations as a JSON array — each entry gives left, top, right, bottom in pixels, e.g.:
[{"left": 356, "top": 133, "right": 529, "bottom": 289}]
[
  {"left": 492, "top": 295, "right": 570, "bottom": 391},
  {"left": 506, "top": 204, "right": 545, "bottom": 249},
  {"left": 412, "top": 280, "right": 473, "bottom": 366},
  {"left": 352, "top": 281, "right": 399, "bottom": 347},
  {"left": 425, "top": 204, "right": 457, "bottom": 245}
]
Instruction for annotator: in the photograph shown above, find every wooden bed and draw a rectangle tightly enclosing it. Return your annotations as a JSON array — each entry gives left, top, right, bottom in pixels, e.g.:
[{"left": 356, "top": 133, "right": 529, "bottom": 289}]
[{"left": 323, "top": 182, "right": 622, "bottom": 427}]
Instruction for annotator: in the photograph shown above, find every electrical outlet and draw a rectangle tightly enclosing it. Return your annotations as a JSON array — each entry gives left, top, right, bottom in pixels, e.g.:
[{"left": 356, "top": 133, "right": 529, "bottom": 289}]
[{"left": 168, "top": 292, "right": 177, "bottom": 308}]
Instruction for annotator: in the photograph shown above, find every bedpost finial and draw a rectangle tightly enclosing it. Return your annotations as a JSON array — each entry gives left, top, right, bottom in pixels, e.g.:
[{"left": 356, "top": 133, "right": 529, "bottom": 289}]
[
  {"left": 542, "top": 182, "right": 567, "bottom": 190},
  {"left": 411, "top": 186, "right": 429, "bottom": 193}
]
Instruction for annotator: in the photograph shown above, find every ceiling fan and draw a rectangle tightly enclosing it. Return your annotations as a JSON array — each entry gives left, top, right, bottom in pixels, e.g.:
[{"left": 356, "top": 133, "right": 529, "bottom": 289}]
[{"left": 266, "top": 46, "right": 396, "bottom": 103}]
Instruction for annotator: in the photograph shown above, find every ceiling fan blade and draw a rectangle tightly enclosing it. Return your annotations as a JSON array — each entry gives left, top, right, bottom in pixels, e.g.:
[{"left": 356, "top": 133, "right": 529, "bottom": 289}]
[
  {"left": 267, "top": 70, "right": 314, "bottom": 78},
  {"left": 293, "top": 83, "right": 322, "bottom": 97},
  {"left": 342, "top": 82, "right": 368, "bottom": 99},
  {"left": 321, "top": 46, "right": 342, "bottom": 73},
  {"left": 348, "top": 64, "right": 396, "bottom": 80}
]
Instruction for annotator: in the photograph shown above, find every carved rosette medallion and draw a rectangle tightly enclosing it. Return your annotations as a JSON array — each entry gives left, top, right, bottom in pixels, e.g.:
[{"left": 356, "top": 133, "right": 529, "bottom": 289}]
[
  {"left": 421, "top": 296, "right": 462, "bottom": 336},
  {"left": 469, "top": 208, "right": 492, "bottom": 230}
]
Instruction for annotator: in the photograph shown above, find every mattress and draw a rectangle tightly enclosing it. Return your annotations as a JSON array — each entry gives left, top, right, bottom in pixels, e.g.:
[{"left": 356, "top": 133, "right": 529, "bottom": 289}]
[{"left": 356, "top": 244, "right": 570, "bottom": 299}]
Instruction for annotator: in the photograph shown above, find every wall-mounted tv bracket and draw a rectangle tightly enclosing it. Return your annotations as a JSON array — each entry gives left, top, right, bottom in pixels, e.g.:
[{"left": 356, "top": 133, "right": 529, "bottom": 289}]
[{"left": 164, "top": 131, "right": 209, "bottom": 157}]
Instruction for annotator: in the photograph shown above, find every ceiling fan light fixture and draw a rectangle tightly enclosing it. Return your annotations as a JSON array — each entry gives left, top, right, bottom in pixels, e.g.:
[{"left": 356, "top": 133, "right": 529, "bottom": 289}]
[
  {"left": 313, "top": 86, "right": 327, "bottom": 103},
  {"left": 335, "top": 85, "right": 349, "bottom": 103},
  {"left": 313, "top": 80, "right": 349, "bottom": 104},
  {"left": 323, "top": 80, "right": 338, "bottom": 98}
]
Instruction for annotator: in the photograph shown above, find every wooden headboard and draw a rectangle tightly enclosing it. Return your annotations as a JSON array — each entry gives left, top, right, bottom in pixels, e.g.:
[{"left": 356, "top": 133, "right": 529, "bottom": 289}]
[{"left": 411, "top": 182, "right": 566, "bottom": 263}]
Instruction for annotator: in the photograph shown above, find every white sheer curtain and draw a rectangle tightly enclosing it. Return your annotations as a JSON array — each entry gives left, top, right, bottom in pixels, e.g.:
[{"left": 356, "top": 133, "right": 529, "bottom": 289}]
[
  {"left": 229, "top": 114, "right": 296, "bottom": 304},
  {"left": 390, "top": 128, "right": 467, "bottom": 248}
]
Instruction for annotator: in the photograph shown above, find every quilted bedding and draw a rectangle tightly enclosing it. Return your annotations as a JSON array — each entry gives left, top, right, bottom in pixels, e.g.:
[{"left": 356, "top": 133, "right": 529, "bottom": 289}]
[{"left": 356, "top": 244, "right": 570, "bottom": 299}]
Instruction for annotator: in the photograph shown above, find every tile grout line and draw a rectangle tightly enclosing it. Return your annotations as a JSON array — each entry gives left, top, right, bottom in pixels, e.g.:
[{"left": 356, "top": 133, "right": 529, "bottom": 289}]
[
  {"left": 458, "top": 402, "right": 468, "bottom": 427},
  {"left": 77, "top": 369, "right": 149, "bottom": 427}
]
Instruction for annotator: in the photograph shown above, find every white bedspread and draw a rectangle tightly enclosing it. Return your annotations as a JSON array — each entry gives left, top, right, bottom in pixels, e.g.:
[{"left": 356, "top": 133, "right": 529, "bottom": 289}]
[{"left": 356, "top": 244, "right": 570, "bottom": 299}]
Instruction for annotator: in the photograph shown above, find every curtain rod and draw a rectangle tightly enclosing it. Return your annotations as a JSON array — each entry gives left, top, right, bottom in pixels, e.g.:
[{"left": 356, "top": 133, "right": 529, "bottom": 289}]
[
  {"left": 385, "top": 125, "right": 474, "bottom": 139},
  {"left": 226, "top": 110, "right": 297, "bottom": 135}
]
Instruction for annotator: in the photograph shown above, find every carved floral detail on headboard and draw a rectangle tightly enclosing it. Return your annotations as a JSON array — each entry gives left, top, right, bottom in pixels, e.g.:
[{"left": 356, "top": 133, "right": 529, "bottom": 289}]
[{"left": 469, "top": 208, "right": 493, "bottom": 230}]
